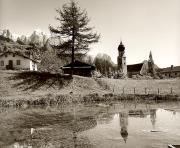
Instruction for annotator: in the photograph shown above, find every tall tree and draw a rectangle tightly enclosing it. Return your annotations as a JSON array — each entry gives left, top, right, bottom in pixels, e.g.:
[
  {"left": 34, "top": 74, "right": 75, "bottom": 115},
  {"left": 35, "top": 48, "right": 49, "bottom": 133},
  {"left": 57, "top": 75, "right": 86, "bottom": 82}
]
[{"left": 49, "top": 0, "right": 100, "bottom": 74}]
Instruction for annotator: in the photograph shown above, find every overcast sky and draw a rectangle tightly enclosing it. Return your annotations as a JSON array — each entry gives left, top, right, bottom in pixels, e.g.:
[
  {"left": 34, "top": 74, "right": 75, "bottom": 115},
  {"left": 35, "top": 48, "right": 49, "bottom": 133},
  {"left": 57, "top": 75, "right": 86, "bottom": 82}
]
[{"left": 0, "top": 0, "right": 180, "bottom": 68}]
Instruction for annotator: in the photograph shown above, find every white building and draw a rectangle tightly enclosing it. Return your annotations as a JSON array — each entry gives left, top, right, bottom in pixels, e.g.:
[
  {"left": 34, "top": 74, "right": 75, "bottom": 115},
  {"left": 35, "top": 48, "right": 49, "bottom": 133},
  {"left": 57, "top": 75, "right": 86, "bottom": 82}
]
[{"left": 0, "top": 51, "right": 38, "bottom": 71}]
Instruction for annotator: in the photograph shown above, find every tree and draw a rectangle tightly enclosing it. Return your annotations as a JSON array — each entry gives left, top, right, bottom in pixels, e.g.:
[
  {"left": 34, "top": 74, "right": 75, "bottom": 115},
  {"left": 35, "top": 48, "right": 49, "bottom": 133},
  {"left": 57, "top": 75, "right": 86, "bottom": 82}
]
[
  {"left": 94, "top": 53, "right": 116, "bottom": 77},
  {"left": 38, "top": 50, "right": 67, "bottom": 73},
  {"left": 82, "top": 54, "right": 94, "bottom": 65},
  {"left": 49, "top": 0, "right": 100, "bottom": 74}
]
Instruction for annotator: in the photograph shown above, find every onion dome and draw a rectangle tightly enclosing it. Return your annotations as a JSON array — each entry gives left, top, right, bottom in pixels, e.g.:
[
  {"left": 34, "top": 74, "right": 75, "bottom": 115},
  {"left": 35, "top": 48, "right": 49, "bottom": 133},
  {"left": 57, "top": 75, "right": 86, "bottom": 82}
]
[{"left": 118, "top": 41, "right": 125, "bottom": 52}]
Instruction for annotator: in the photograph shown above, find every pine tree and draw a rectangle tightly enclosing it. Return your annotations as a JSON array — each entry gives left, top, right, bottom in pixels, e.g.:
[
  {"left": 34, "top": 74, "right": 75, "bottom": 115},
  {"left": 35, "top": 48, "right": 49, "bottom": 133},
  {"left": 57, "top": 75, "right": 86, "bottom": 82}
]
[{"left": 49, "top": 0, "right": 100, "bottom": 71}]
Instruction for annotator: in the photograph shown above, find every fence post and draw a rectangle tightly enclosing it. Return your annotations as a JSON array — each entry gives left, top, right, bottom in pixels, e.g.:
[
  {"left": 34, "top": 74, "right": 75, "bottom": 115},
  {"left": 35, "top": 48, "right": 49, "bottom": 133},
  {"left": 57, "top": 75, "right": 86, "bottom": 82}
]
[
  {"left": 134, "top": 88, "right": 137, "bottom": 108},
  {"left": 113, "top": 84, "right": 115, "bottom": 93},
  {"left": 145, "top": 88, "right": 147, "bottom": 95},
  {"left": 171, "top": 87, "right": 173, "bottom": 94},
  {"left": 123, "top": 87, "right": 124, "bottom": 94},
  {"left": 158, "top": 88, "right": 160, "bottom": 95}
]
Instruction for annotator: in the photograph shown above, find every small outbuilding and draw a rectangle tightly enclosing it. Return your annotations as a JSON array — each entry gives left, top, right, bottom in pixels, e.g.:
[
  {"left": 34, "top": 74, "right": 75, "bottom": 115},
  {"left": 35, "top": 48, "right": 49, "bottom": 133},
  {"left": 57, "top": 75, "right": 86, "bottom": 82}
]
[
  {"left": 61, "top": 60, "right": 95, "bottom": 77},
  {"left": 0, "top": 51, "right": 38, "bottom": 71}
]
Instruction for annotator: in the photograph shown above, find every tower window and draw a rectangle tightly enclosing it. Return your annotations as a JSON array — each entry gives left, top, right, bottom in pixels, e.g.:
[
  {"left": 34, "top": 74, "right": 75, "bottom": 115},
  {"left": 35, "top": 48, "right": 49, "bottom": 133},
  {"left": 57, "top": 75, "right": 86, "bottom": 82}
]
[
  {"left": 17, "top": 60, "right": 21, "bottom": 65},
  {"left": 0, "top": 61, "right": 4, "bottom": 66}
]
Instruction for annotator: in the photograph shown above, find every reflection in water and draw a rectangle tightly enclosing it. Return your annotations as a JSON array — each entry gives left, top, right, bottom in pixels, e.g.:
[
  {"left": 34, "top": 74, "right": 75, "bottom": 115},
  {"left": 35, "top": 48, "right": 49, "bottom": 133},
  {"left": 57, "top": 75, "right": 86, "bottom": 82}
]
[
  {"left": 97, "top": 113, "right": 114, "bottom": 124},
  {"left": 150, "top": 109, "right": 157, "bottom": 129},
  {"left": 129, "top": 109, "right": 149, "bottom": 118},
  {"left": 119, "top": 111, "right": 129, "bottom": 143},
  {"left": 1, "top": 102, "right": 180, "bottom": 148}
]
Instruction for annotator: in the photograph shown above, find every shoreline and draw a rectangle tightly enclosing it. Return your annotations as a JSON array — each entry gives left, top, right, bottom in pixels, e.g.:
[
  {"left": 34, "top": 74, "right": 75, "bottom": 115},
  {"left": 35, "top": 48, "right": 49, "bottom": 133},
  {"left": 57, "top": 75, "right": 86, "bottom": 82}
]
[{"left": 0, "top": 93, "right": 179, "bottom": 107}]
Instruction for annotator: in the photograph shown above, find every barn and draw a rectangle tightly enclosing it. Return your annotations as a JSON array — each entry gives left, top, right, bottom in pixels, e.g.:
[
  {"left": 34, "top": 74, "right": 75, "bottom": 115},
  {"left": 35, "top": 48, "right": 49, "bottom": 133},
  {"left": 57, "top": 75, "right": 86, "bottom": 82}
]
[
  {"left": 61, "top": 60, "right": 95, "bottom": 77},
  {"left": 0, "top": 51, "right": 38, "bottom": 71}
]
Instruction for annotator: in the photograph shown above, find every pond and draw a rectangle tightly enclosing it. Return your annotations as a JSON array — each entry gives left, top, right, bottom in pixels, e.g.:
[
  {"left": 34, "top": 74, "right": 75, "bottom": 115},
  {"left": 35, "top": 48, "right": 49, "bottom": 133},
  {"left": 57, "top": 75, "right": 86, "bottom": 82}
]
[{"left": 0, "top": 101, "right": 180, "bottom": 148}]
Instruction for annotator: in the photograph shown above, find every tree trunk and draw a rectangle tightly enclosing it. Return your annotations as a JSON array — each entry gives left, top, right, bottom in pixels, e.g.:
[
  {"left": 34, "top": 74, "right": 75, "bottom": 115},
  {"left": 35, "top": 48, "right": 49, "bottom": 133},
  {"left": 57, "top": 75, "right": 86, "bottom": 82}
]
[{"left": 71, "top": 28, "right": 75, "bottom": 75}]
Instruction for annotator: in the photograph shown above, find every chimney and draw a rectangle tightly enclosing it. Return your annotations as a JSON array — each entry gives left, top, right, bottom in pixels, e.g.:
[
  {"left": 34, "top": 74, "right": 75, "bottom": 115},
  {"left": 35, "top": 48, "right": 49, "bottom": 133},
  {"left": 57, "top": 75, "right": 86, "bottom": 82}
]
[{"left": 171, "top": 65, "right": 173, "bottom": 70}]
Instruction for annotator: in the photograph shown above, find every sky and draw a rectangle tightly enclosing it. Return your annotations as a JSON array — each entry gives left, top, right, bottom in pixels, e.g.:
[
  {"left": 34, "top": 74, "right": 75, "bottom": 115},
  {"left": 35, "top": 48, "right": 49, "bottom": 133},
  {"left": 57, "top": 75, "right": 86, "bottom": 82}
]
[{"left": 0, "top": 0, "right": 180, "bottom": 68}]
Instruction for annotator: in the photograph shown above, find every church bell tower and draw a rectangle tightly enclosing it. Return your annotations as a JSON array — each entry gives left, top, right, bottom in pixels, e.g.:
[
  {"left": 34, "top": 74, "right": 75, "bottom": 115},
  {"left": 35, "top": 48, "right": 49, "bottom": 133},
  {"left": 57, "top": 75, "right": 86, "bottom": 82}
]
[{"left": 117, "top": 41, "right": 127, "bottom": 76}]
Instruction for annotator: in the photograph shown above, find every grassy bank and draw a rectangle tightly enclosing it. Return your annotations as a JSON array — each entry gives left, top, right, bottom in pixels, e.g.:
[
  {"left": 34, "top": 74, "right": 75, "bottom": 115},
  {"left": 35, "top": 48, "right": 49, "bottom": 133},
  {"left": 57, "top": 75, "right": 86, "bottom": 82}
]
[
  {"left": 0, "top": 70, "right": 180, "bottom": 107},
  {"left": 0, "top": 93, "right": 179, "bottom": 107},
  {"left": 97, "top": 78, "right": 180, "bottom": 95}
]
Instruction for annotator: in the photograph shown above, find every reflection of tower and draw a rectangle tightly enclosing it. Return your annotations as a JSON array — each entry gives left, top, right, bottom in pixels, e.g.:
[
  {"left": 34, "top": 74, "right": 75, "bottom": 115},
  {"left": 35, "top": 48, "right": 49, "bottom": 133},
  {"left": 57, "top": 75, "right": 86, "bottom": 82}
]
[
  {"left": 150, "top": 109, "right": 156, "bottom": 129},
  {"left": 119, "top": 111, "right": 128, "bottom": 143},
  {"left": 117, "top": 41, "right": 127, "bottom": 76}
]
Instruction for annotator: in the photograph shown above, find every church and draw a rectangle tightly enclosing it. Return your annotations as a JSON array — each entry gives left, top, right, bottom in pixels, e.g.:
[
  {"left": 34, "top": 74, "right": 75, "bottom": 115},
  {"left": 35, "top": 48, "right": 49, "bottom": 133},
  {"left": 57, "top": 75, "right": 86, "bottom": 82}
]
[{"left": 117, "top": 41, "right": 157, "bottom": 78}]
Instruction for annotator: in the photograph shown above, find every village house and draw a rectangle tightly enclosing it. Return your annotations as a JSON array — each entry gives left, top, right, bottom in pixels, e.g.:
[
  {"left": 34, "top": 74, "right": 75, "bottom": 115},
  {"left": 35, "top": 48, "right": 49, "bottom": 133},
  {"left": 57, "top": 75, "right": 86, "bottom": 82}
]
[
  {"left": 0, "top": 51, "right": 38, "bottom": 71},
  {"left": 160, "top": 65, "right": 180, "bottom": 78}
]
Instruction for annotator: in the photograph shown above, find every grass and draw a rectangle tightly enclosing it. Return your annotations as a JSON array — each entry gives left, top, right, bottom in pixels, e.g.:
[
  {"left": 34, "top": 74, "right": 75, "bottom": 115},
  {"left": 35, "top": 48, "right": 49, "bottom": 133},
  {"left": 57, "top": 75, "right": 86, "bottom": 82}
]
[
  {"left": 98, "top": 78, "right": 180, "bottom": 95},
  {"left": 0, "top": 70, "right": 180, "bottom": 107},
  {"left": 9, "top": 71, "right": 72, "bottom": 91}
]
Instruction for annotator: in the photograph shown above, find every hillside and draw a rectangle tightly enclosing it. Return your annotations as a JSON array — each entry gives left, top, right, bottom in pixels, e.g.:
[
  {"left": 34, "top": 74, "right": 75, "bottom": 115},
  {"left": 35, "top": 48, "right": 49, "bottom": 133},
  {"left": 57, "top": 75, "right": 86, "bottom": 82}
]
[
  {"left": 0, "top": 70, "right": 107, "bottom": 101},
  {"left": 0, "top": 35, "right": 31, "bottom": 55},
  {"left": 0, "top": 29, "right": 51, "bottom": 61},
  {"left": 0, "top": 71, "right": 180, "bottom": 103}
]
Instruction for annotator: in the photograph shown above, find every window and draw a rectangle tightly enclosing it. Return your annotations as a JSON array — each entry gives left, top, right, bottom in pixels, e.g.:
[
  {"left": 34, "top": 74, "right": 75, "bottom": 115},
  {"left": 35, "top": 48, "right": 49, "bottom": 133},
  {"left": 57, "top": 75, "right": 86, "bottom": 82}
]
[
  {"left": 175, "top": 73, "right": 177, "bottom": 76},
  {"left": 17, "top": 60, "right": 21, "bottom": 65},
  {"left": 13, "top": 54, "right": 15, "bottom": 57},
  {"left": 0, "top": 61, "right": 4, "bottom": 66}
]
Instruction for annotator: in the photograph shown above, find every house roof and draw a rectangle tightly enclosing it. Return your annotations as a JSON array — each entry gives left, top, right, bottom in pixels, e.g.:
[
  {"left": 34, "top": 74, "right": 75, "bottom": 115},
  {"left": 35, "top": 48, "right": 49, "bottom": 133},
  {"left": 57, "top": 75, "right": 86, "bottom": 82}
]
[
  {"left": 127, "top": 63, "right": 143, "bottom": 72},
  {"left": 161, "top": 66, "right": 180, "bottom": 73},
  {"left": 62, "top": 60, "right": 95, "bottom": 70},
  {"left": 0, "top": 51, "right": 38, "bottom": 63}
]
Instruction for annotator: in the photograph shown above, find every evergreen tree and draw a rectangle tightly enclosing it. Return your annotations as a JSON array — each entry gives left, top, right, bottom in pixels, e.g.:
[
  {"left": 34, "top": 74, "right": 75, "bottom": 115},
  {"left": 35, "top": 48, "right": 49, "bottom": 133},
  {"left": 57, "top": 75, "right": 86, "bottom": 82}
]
[{"left": 49, "top": 0, "right": 100, "bottom": 70}]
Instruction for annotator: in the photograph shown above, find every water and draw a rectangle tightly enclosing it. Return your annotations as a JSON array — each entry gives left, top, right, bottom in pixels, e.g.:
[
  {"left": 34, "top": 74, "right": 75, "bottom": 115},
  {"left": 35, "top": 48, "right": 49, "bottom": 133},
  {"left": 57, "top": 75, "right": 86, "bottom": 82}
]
[{"left": 0, "top": 101, "right": 180, "bottom": 148}]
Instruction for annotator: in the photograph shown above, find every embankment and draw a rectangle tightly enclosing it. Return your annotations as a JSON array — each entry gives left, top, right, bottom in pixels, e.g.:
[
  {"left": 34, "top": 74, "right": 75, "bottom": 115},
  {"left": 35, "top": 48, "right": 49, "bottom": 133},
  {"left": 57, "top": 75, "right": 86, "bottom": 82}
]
[{"left": 0, "top": 70, "right": 180, "bottom": 107}]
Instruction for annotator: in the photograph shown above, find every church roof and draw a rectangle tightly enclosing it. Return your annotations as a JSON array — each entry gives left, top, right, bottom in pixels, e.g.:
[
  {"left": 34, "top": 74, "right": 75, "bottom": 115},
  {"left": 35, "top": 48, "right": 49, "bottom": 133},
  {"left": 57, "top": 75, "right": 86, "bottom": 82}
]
[{"left": 127, "top": 63, "right": 143, "bottom": 72}]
